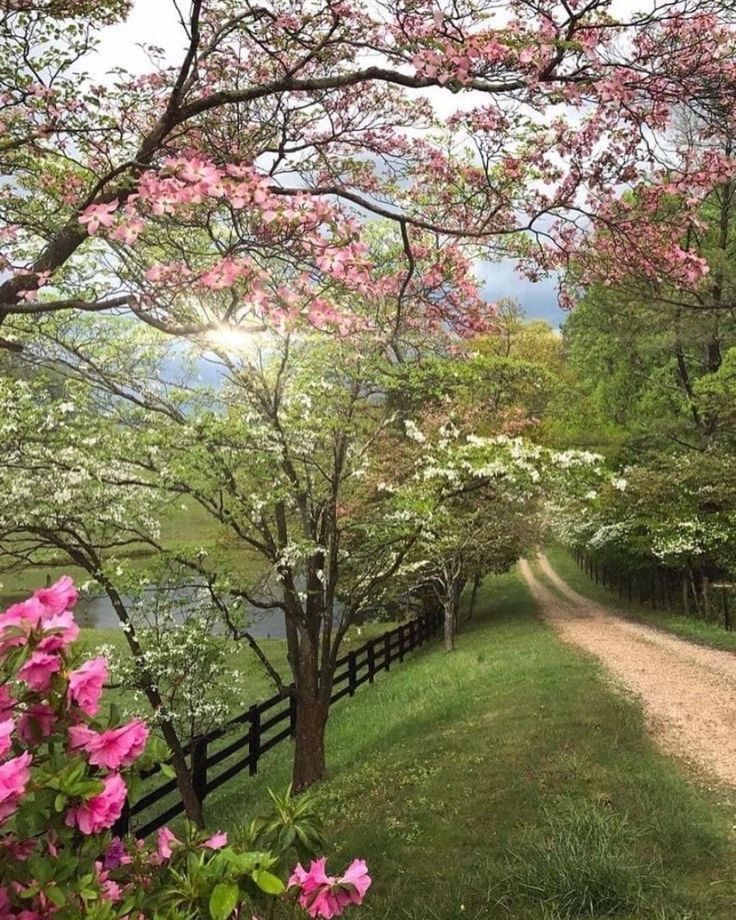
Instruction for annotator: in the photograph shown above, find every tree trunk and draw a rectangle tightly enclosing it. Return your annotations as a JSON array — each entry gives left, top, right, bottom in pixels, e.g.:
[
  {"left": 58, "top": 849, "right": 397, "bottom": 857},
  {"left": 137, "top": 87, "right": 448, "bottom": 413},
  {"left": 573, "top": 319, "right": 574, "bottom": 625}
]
[
  {"left": 93, "top": 569, "right": 205, "bottom": 827},
  {"left": 467, "top": 573, "right": 482, "bottom": 623},
  {"left": 682, "top": 571, "right": 690, "bottom": 616},
  {"left": 702, "top": 574, "right": 712, "bottom": 620},
  {"left": 160, "top": 720, "right": 204, "bottom": 828},
  {"left": 443, "top": 599, "right": 456, "bottom": 652},
  {"left": 292, "top": 690, "right": 329, "bottom": 791}
]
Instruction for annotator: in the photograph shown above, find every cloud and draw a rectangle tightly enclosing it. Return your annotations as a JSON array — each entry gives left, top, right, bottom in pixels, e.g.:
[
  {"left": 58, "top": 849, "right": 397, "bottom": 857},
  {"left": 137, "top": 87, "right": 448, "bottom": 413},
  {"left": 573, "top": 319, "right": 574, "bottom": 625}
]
[{"left": 478, "top": 260, "right": 564, "bottom": 326}]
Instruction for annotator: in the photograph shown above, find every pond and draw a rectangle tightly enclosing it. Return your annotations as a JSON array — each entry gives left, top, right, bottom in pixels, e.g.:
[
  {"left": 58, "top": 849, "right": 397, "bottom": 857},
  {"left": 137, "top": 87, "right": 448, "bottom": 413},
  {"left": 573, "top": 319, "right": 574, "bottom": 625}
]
[{"left": 66, "top": 588, "right": 288, "bottom": 639}]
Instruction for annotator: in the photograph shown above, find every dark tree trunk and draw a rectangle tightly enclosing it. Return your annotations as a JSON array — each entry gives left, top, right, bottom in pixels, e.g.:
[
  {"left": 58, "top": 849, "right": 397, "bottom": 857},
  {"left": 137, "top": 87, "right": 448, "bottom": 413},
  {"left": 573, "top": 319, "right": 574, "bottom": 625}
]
[
  {"left": 467, "top": 573, "right": 482, "bottom": 623},
  {"left": 292, "top": 690, "right": 329, "bottom": 791},
  {"left": 160, "top": 720, "right": 205, "bottom": 828}
]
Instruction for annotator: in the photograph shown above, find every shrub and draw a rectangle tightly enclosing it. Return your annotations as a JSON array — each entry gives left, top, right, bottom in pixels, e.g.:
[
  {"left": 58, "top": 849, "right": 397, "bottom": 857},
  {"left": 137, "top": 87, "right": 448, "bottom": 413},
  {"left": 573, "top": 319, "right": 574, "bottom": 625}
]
[{"left": 0, "top": 577, "right": 371, "bottom": 919}]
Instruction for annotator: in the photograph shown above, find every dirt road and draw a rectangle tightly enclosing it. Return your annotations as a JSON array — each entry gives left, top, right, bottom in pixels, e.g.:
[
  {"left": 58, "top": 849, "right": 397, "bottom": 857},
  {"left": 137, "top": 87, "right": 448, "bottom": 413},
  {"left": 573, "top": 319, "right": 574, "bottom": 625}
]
[{"left": 520, "top": 554, "right": 736, "bottom": 787}]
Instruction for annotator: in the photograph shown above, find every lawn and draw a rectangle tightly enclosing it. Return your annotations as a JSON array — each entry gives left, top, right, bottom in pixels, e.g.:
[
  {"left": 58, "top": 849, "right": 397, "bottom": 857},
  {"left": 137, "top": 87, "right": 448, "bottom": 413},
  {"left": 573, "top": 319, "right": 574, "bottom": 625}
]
[
  {"left": 196, "top": 567, "right": 736, "bottom": 920},
  {"left": 78, "top": 620, "right": 396, "bottom": 715},
  {"left": 544, "top": 544, "right": 736, "bottom": 655},
  {"left": 0, "top": 501, "right": 264, "bottom": 602}
]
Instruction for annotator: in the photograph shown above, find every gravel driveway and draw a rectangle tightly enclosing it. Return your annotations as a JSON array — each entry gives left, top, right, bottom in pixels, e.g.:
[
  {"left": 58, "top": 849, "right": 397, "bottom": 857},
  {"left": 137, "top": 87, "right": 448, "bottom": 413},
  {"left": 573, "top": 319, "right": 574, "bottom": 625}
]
[{"left": 520, "top": 554, "right": 736, "bottom": 787}]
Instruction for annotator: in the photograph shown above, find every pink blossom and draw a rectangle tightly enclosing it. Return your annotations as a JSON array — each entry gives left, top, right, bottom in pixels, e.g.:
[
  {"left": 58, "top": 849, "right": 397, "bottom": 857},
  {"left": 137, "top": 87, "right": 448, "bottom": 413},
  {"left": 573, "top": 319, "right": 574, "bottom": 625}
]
[
  {"left": 79, "top": 201, "right": 118, "bottom": 235},
  {"left": 103, "top": 836, "right": 131, "bottom": 870},
  {"left": 94, "top": 860, "right": 122, "bottom": 903},
  {"left": 156, "top": 826, "right": 180, "bottom": 860},
  {"left": 68, "top": 719, "right": 148, "bottom": 770},
  {"left": 0, "top": 687, "right": 14, "bottom": 720},
  {"left": 67, "top": 657, "right": 108, "bottom": 716},
  {"left": 0, "top": 752, "right": 32, "bottom": 823},
  {"left": 201, "top": 831, "right": 227, "bottom": 850},
  {"left": 289, "top": 858, "right": 371, "bottom": 919},
  {"left": 17, "top": 651, "right": 61, "bottom": 691},
  {"left": 38, "top": 609, "right": 79, "bottom": 652},
  {"left": 65, "top": 772, "right": 126, "bottom": 835},
  {"left": 0, "top": 719, "right": 13, "bottom": 759},
  {"left": 112, "top": 219, "right": 144, "bottom": 245},
  {"left": 33, "top": 576, "right": 77, "bottom": 617},
  {"left": 18, "top": 703, "right": 55, "bottom": 745},
  {"left": 0, "top": 599, "right": 43, "bottom": 655}
]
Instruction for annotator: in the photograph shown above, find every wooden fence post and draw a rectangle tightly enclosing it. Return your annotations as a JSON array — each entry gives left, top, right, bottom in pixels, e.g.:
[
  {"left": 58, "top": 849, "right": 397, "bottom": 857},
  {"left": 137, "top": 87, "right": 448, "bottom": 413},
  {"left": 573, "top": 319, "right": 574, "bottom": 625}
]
[
  {"left": 384, "top": 632, "right": 391, "bottom": 671},
  {"left": 191, "top": 736, "right": 208, "bottom": 806},
  {"left": 367, "top": 641, "right": 376, "bottom": 684},
  {"left": 348, "top": 651, "right": 357, "bottom": 696},
  {"left": 723, "top": 588, "right": 731, "bottom": 631},
  {"left": 248, "top": 704, "right": 260, "bottom": 776},
  {"left": 398, "top": 625, "right": 405, "bottom": 662},
  {"left": 113, "top": 798, "right": 130, "bottom": 837}
]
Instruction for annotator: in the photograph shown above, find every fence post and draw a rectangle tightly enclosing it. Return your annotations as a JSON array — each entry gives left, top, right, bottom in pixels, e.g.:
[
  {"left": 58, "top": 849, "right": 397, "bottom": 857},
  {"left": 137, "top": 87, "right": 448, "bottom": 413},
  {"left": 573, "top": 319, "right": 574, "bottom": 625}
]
[
  {"left": 248, "top": 704, "right": 260, "bottom": 776},
  {"left": 367, "top": 641, "right": 375, "bottom": 684},
  {"left": 384, "top": 632, "right": 391, "bottom": 671},
  {"left": 348, "top": 651, "right": 357, "bottom": 696},
  {"left": 409, "top": 618, "right": 416, "bottom": 650},
  {"left": 723, "top": 588, "right": 731, "bottom": 631},
  {"left": 191, "top": 736, "right": 208, "bottom": 806},
  {"left": 113, "top": 797, "right": 131, "bottom": 837},
  {"left": 398, "top": 625, "right": 405, "bottom": 662}
]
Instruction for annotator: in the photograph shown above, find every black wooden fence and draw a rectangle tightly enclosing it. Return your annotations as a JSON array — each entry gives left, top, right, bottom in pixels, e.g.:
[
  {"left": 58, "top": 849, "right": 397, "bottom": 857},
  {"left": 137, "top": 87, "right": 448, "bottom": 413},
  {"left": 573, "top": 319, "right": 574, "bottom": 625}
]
[
  {"left": 115, "top": 607, "right": 444, "bottom": 838},
  {"left": 571, "top": 547, "right": 735, "bottom": 629}
]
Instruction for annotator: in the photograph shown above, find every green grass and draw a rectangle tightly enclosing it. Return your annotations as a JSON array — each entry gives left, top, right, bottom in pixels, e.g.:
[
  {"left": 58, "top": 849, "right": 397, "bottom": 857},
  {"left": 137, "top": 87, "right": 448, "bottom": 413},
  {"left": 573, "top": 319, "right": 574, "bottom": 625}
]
[
  {"left": 196, "top": 568, "right": 736, "bottom": 919},
  {"left": 0, "top": 502, "right": 265, "bottom": 602},
  {"left": 78, "top": 621, "right": 395, "bottom": 715},
  {"left": 544, "top": 544, "right": 736, "bottom": 655}
]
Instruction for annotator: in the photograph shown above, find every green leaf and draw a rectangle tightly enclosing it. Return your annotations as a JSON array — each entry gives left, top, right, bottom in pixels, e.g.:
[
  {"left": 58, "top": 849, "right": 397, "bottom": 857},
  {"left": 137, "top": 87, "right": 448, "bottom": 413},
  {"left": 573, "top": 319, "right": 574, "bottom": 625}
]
[
  {"left": 252, "top": 869, "right": 285, "bottom": 895},
  {"left": 209, "top": 882, "right": 240, "bottom": 920}
]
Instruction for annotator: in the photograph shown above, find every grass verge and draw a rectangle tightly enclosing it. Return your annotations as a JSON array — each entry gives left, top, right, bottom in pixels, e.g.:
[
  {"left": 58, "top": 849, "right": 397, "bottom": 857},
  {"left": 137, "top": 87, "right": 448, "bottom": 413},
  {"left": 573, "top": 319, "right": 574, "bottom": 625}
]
[
  {"left": 543, "top": 544, "right": 736, "bottom": 655},
  {"left": 199, "top": 568, "right": 736, "bottom": 919}
]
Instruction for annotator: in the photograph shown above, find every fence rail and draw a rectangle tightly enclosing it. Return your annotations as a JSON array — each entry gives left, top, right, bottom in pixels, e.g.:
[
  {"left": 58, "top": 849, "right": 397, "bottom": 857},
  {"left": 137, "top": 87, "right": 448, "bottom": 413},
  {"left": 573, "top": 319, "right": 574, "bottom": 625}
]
[
  {"left": 116, "top": 606, "right": 443, "bottom": 838},
  {"left": 571, "top": 548, "right": 735, "bottom": 629}
]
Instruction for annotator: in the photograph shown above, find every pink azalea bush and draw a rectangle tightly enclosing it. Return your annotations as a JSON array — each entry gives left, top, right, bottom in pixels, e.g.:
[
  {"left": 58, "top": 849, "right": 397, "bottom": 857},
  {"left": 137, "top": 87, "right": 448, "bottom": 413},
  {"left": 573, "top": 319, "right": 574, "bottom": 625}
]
[{"left": 0, "top": 578, "right": 371, "bottom": 919}]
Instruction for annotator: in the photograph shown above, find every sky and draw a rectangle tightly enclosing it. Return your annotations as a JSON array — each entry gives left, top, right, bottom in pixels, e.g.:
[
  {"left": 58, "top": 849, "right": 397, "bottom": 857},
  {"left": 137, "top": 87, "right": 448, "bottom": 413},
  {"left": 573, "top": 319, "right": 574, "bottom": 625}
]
[{"left": 90, "top": 0, "right": 566, "bottom": 327}]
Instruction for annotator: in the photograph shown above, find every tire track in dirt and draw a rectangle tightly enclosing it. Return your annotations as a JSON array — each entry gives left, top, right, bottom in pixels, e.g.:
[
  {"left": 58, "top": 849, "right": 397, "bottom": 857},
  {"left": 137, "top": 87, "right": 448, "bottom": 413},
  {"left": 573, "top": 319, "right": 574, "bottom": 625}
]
[{"left": 520, "top": 555, "right": 736, "bottom": 787}]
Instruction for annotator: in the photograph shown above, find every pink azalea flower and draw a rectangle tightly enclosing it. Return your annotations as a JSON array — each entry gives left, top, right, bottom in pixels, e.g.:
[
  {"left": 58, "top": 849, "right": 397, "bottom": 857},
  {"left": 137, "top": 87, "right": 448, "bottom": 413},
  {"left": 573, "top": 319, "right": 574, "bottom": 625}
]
[
  {"left": 0, "top": 687, "right": 14, "bottom": 720},
  {"left": 67, "top": 658, "right": 108, "bottom": 716},
  {"left": 94, "top": 861, "right": 122, "bottom": 903},
  {"left": 68, "top": 719, "right": 148, "bottom": 770},
  {"left": 17, "top": 651, "right": 61, "bottom": 691},
  {"left": 338, "top": 859, "right": 371, "bottom": 903},
  {"left": 38, "top": 610, "right": 79, "bottom": 652},
  {"left": 156, "top": 826, "right": 180, "bottom": 860},
  {"left": 65, "top": 773, "right": 126, "bottom": 835},
  {"left": 0, "top": 719, "right": 13, "bottom": 760},
  {"left": 201, "top": 831, "right": 227, "bottom": 850},
  {"left": 0, "top": 599, "right": 43, "bottom": 656},
  {"left": 18, "top": 703, "right": 55, "bottom": 745},
  {"left": 0, "top": 751, "right": 32, "bottom": 823},
  {"left": 289, "top": 858, "right": 371, "bottom": 919},
  {"left": 32, "top": 576, "right": 77, "bottom": 617}
]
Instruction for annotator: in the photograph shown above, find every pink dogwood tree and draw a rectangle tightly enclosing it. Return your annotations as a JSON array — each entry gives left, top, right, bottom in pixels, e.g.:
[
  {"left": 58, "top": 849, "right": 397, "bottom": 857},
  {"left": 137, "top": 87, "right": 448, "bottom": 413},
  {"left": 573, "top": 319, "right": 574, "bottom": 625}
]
[{"left": 0, "top": 0, "right": 735, "bottom": 348}]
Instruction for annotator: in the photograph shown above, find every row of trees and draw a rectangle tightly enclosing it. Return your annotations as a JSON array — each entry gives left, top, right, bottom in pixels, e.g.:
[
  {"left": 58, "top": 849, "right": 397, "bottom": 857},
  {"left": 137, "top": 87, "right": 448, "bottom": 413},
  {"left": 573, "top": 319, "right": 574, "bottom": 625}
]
[
  {"left": 550, "top": 95, "right": 736, "bottom": 619},
  {"left": 0, "top": 301, "right": 601, "bottom": 823}
]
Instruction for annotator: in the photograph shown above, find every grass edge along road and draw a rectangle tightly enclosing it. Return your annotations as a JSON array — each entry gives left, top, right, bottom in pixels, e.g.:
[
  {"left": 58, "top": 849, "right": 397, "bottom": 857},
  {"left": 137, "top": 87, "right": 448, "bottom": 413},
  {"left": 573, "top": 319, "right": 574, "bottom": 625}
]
[
  {"left": 544, "top": 545, "right": 736, "bottom": 655},
  {"left": 204, "top": 568, "right": 736, "bottom": 920}
]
